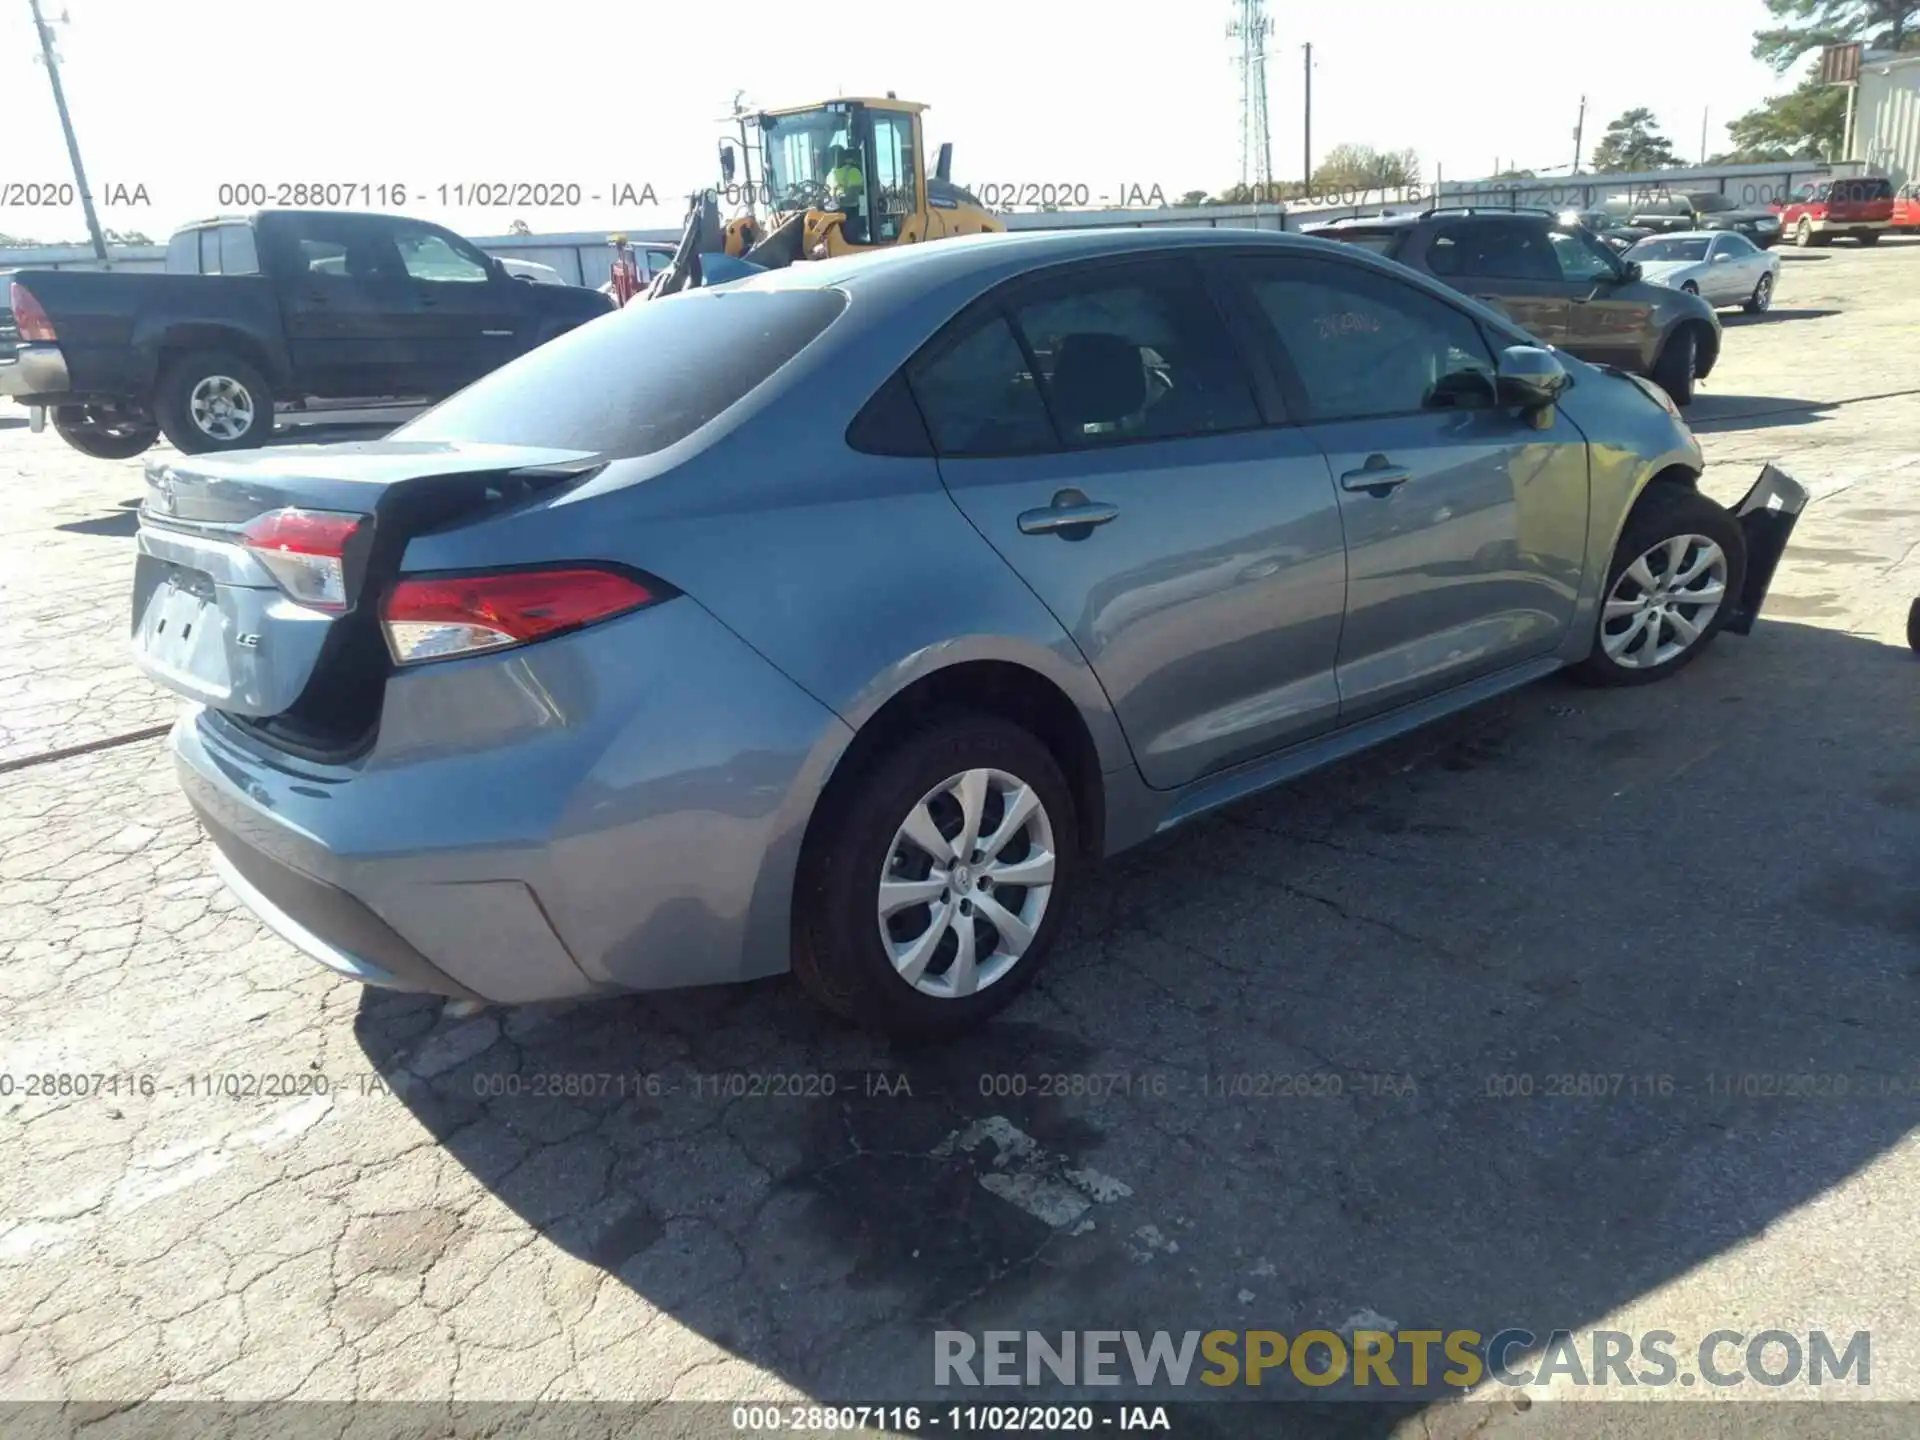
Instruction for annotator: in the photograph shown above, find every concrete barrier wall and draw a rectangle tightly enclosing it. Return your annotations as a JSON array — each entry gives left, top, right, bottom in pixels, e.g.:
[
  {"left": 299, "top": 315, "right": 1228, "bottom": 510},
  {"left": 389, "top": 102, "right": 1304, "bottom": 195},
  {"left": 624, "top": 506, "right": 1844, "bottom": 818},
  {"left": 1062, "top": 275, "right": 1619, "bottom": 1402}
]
[{"left": 1, "top": 158, "right": 1873, "bottom": 280}]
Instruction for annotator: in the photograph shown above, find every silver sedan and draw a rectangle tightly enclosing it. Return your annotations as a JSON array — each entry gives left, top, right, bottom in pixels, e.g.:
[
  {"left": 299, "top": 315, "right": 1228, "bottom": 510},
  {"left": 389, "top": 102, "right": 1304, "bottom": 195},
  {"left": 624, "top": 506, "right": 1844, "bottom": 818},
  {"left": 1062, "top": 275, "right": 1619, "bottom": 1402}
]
[{"left": 1625, "top": 230, "right": 1782, "bottom": 314}]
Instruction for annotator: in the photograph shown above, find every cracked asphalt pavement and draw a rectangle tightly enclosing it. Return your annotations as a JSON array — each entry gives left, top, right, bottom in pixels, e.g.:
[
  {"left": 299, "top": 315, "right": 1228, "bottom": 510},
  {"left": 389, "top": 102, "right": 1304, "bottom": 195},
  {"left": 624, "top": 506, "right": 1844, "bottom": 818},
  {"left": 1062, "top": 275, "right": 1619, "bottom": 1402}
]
[{"left": 2, "top": 242, "right": 1919, "bottom": 1435}]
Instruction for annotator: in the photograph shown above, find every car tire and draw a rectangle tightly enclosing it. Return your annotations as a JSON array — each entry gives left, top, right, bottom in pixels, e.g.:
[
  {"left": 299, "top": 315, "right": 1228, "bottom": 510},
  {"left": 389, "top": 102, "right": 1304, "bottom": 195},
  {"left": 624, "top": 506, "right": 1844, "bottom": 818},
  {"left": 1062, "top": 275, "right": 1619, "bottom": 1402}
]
[
  {"left": 793, "top": 713, "right": 1079, "bottom": 1037},
  {"left": 1651, "top": 327, "right": 1698, "bottom": 407},
  {"left": 1743, "top": 272, "right": 1774, "bottom": 314},
  {"left": 1908, "top": 596, "right": 1920, "bottom": 654},
  {"left": 154, "top": 351, "right": 274, "bottom": 454},
  {"left": 1571, "top": 487, "right": 1748, "bottom": 688},
  {"left": 1858, "top": 231, "right": 1881, "bottom": 246},
  {"left": 50, "top": 405, "right": 161, "bottom": 460}
]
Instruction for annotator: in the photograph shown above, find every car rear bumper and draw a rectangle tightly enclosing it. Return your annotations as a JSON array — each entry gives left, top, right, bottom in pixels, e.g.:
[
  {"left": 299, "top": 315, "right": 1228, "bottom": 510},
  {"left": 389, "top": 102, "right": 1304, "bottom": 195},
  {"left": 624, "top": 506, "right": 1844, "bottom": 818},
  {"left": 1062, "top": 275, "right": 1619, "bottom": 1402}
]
[
  {"left": 170, "top": 598, "right": 854, "bottom": 1005},
  {"left": 0, "top": 343, "right": 71, "bottom": 402}
]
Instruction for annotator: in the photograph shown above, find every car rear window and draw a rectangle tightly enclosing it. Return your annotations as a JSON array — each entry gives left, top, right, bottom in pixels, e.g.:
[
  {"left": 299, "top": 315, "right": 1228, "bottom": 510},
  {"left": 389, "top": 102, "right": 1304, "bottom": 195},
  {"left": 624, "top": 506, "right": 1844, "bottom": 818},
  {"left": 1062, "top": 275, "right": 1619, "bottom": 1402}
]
[
  {"left": 1832, "top": 178, "right": 1894, "bottom": 202},
  {"left": 395, "top": 288, "right": 848, "bottom": 456},
  {"left": 1322, "top": 231, "right": 1402, "bottom": 258}
]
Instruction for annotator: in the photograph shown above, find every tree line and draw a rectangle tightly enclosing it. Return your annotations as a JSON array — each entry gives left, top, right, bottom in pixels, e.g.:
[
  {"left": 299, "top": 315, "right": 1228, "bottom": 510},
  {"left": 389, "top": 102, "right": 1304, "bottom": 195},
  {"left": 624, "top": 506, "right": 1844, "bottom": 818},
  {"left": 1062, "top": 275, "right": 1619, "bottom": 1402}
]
[{"left": 1173, "top": 0, "right": 1918, "bottom": 201}]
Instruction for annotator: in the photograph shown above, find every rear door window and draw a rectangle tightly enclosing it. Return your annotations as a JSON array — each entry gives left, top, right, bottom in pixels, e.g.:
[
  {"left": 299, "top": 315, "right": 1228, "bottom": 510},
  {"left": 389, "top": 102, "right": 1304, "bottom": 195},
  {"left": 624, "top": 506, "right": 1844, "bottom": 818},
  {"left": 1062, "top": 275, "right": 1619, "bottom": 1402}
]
[
  {"left": 907, "top": 315, "right": 1057, "bottom": 456},
  {"left": 1003, "top": 260, "right": 1263, "bottom": 445},
  {"left": 395, "top": 288, "right": 847, "bottom": 456}
]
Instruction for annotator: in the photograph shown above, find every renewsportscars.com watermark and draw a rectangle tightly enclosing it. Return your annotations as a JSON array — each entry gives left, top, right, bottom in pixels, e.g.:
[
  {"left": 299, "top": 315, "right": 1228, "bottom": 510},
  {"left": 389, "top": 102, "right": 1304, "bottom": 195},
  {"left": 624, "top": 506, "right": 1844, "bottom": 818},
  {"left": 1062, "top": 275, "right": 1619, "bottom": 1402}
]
[{"left": 934, "top": 1328, "right": 1871, "bottom": 1391}]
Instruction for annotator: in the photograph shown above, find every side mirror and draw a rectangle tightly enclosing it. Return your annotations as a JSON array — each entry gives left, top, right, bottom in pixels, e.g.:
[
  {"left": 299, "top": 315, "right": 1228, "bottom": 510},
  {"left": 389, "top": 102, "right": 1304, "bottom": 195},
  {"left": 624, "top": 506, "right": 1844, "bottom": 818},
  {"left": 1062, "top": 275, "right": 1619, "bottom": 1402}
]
[
  {"left": 1620, "top": 260, "right": 1643, "bottom": 282},
  {"left": 1495, "top": 345, "right": 1570, "bottom": 411}
]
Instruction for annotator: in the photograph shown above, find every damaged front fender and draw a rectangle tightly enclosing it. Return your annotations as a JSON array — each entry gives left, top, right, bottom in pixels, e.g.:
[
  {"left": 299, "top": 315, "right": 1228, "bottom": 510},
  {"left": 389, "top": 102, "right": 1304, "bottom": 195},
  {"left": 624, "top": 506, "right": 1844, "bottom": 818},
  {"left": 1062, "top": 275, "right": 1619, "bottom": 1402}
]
[{"left": 1721, "top": 461, "right": 1810, "bottom": 636}]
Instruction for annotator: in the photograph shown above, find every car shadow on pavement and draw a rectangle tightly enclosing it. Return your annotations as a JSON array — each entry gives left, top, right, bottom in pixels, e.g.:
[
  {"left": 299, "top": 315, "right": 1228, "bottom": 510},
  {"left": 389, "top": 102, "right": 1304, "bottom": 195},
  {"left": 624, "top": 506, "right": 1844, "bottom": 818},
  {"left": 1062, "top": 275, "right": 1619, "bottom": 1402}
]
[
  {"left": 0, "top": 414, "right": 26, "bottom": 430},
  {"left": 1723, "top": 307, "right": 1841, "bottom": 326},
  {"left": 55, "top": 500, "right": 141, "bottom": 537},
  {"left": 353, "top": 617, "right": 1920, "bottom": 1425},
  {"left": 1684, "top": 394, "right": 1841, "bottom": 432}
]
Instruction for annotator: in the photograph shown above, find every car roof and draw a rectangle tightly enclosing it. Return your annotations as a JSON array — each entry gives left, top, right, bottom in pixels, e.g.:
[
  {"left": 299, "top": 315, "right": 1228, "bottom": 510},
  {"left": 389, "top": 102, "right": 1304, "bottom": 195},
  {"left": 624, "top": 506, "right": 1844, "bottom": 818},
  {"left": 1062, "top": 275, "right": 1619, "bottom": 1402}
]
[
  {"left": 725, "top": 226, "right": 1330, "bottom": 301},
  {"left": 1629, "top": 230, "right": 1730, "bottom": 241}
]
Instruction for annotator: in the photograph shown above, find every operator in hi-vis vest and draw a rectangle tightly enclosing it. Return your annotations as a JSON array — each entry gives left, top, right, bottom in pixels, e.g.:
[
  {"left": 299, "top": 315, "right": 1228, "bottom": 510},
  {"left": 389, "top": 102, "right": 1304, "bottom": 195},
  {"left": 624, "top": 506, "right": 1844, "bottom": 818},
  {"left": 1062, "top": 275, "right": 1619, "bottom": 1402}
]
[{"left": 827, "top": 144, "right": 868, "bottom": 244}]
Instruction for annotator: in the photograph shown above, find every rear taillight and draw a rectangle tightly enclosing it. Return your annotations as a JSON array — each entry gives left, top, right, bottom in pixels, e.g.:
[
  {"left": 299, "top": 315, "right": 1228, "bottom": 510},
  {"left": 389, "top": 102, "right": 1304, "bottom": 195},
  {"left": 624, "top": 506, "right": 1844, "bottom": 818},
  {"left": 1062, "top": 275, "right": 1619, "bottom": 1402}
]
[
  {"left": 381, "top": 567, "right": 663, "bottom": 665},
  {"left": 240, "top": 507, "right": 365, "bottom": 612},
  {"left": 10, "top": 282, "right": 55, "bottom": 342}
]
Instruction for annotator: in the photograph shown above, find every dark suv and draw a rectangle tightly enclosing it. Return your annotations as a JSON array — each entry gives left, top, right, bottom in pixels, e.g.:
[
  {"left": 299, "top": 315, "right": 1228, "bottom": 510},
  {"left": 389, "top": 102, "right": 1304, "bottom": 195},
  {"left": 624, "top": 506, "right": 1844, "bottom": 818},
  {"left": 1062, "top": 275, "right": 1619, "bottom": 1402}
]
[{"left": 1310, "top": 208, "right": 1721, "bottom": 406}]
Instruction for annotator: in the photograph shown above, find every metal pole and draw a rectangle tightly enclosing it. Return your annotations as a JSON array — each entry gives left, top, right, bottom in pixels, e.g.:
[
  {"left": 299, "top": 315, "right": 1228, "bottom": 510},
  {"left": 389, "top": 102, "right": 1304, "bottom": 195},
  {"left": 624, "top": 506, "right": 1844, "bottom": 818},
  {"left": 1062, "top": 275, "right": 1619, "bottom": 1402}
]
[
  {"left": 1302, "top": 43, "right": 1312, "bottom": 191},
  {"left": 1700, "top": 107, "right": 1709, "bottom": 164},
  {"left": 1572, "top": 95, "right": 1586, "bottom": 174},
  {"left": 1841, "top": 82, "right": 1857, "bottom": 162},
  {"left": 27, "top": 0, "right": 108, "bottom": 262}
]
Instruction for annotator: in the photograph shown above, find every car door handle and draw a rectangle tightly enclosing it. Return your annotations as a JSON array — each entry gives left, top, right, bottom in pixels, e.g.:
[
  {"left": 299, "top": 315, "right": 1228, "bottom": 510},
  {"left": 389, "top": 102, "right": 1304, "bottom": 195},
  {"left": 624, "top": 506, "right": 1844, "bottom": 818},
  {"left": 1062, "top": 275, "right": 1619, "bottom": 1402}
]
[
  {"left": 1018, "top": 498, "right": 1119, "bottom": 535},
  {"left": 1340, "top": 461, "right": 1412, "bottom": 496}
]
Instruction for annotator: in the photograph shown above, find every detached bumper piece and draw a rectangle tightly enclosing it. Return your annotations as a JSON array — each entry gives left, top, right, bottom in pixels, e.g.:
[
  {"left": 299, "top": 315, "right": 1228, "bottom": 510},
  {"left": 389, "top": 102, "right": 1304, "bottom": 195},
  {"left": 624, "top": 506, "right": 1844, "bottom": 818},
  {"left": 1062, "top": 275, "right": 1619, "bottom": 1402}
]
[{"left": 1721, "top": 461, "right": 1809, "bottom": 636}]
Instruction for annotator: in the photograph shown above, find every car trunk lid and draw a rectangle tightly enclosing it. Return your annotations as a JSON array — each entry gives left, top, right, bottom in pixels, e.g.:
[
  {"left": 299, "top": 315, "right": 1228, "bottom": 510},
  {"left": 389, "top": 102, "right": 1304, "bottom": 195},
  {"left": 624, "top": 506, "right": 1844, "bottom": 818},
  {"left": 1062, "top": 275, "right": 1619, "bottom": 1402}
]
[{"left": 131, "top": 440, "right": 602, "bottom": 751}]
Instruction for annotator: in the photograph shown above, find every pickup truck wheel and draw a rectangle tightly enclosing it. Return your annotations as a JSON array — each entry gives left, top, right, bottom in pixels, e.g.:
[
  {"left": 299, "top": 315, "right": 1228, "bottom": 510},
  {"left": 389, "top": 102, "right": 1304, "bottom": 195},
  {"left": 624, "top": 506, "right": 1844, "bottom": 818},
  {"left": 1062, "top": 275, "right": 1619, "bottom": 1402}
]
[
  {"left": 1572, "top": 488, "right": 1747, "bottom": 688},
  {"left": 50, "top": 405, "right": 160, "bottom": 460},
  {"left": 1651, "top": 327, "right": 1697, "bottom": 407},
  {"left": 1857, "top": 230, "right": 1881, "bottom": 246},
  {"left": 155, "top": 351, "right": 274, "bottom": 453}
]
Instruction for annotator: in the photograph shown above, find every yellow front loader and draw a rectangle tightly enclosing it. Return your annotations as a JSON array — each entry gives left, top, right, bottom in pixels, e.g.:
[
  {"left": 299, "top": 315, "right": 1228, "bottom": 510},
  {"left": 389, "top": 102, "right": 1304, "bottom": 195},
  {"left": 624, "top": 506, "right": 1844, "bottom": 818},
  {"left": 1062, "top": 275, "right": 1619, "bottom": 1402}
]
[{"left": 646, "top": 95, "right": 1003, "bottom": 299}]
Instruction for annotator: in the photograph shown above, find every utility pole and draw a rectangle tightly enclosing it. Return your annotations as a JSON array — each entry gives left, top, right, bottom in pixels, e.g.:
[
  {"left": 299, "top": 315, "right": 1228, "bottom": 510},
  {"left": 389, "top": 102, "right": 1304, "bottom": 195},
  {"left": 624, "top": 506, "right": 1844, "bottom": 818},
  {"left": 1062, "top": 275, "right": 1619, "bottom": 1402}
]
[
  {"left": 1302, "top": 42, "right": 1313, "bottom": 192},
  {"left": 27, "top": 0, "right": 108, "bottom": 262},
  {"left": 1700, "top": 107, "right": 1709, "bottom": 164},
  {"left": 1571, "top": 94, "right": 1587, "bottom": 175}
]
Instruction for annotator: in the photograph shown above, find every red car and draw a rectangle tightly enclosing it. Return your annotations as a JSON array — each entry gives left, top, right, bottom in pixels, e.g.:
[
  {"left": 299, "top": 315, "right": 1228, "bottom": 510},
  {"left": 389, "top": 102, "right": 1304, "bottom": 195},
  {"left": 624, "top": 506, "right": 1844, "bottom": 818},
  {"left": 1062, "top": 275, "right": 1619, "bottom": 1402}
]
[
  {"left": 1893, "top": 182, "right": 1920, "bottom": 232},
  {"left": 1773, "top": 177, "right": 1896, "bottom": 246}
]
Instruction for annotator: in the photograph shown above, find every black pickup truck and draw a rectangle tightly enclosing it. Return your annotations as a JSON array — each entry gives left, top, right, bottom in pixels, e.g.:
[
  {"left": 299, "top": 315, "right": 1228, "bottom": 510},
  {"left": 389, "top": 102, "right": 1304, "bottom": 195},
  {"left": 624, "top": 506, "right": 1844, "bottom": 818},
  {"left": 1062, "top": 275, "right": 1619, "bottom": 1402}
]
[{"left": 2, "top": 209, "right": 613, "bottom": 458}]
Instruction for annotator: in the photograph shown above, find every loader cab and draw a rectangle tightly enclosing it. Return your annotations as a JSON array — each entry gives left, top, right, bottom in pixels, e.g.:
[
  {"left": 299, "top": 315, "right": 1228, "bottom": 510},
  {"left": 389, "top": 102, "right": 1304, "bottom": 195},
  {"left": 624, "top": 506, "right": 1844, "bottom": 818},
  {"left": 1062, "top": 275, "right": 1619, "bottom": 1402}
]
[{"left": 757, "top": 98, "right": 925, "bottom": 252}]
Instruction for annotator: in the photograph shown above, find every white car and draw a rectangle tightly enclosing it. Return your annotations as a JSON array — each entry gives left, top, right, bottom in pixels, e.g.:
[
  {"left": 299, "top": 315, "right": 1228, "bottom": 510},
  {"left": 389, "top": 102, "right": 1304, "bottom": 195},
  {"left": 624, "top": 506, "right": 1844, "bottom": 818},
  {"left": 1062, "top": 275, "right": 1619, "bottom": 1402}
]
[{"left": 1624, "top": 230, "right": 1781, "bottom": 314}]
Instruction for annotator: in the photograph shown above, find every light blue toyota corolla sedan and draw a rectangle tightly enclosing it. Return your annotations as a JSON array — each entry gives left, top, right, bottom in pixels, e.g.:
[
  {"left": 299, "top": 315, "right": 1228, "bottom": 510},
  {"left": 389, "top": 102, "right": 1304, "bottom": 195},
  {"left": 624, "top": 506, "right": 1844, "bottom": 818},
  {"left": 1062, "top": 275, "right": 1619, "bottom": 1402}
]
[{"left": 129, "top": 228, "right": 1805, "bottom": 1035}]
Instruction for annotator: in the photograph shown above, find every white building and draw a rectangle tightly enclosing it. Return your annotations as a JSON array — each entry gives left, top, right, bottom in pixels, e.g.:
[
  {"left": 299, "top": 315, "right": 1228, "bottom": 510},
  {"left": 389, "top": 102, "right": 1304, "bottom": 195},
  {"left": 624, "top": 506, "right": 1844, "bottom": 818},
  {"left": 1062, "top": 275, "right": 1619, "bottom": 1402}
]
[{"left": 1851, "top": 50, "right": 1920, "bottom": 187}]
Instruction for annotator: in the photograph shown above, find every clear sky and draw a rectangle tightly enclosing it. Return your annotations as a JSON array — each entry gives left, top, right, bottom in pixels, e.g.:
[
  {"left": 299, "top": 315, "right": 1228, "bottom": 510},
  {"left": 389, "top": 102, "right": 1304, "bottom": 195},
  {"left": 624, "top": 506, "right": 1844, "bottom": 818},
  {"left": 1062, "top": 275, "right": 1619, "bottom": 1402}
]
[{"left": 1, "top": 0, "right": 1796, "bottom": 246}]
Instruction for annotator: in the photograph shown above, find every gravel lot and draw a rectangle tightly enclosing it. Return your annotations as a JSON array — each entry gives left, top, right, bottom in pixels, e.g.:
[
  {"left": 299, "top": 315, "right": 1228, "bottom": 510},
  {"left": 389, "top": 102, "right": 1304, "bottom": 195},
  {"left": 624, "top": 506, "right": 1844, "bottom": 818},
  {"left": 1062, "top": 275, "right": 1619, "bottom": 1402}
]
[{"left": 3, "top": 242, "right": 1918, "bottom": 1434}]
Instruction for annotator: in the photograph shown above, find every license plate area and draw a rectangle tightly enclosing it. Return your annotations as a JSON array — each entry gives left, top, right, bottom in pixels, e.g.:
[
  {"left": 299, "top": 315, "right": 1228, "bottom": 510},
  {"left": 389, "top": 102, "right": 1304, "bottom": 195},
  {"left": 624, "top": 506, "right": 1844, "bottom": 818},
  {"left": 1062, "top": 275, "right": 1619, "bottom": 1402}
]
[{"left": 134, "top": 562, "right": 233, "bottom": 697}]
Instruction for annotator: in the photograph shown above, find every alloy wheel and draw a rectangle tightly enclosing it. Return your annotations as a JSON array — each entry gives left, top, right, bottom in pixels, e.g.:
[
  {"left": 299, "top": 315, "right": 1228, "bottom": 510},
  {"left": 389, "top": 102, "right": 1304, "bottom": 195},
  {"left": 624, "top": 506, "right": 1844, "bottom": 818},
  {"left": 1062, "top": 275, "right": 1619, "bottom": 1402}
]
[
  {"left": 1753, "top": 273, "right": 1774, "bottom": 310},
  {"left": 1600, "top": 534, "right": 1730, "bottom": 670},
  {"left": 188, "top": 375, "right": 256, "bottom": 441},
  {"left": 876, "top": 767, "right": 1057, "bottom": 1000}
]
